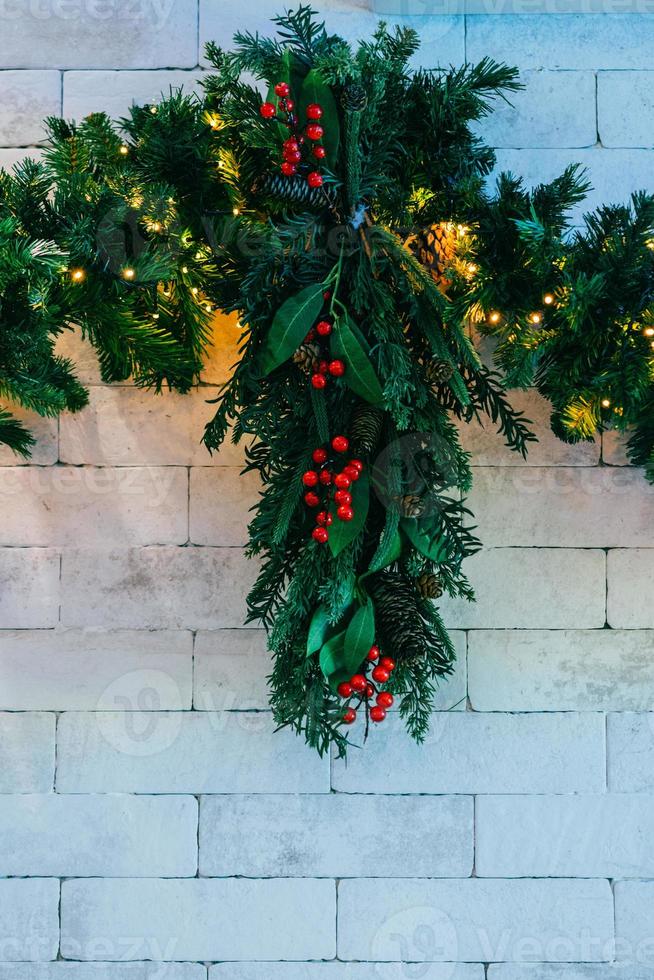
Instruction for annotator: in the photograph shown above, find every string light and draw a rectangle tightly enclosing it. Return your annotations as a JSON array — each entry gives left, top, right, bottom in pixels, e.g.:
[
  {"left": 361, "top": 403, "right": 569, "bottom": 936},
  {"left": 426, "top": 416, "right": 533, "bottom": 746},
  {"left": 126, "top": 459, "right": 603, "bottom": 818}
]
[
  {"left": 152, "top": 313, "right": 160, "bottom": 320},
  {"left": 119, "top": 144, "right": 129, "bottom": 156},
  {"left": 232, "top": 207, "right": 240, "bottom": 216},
  {"left": 150, "top": 221, "right": 162, "bottom": 233},
  {"left": 543, "top": 293, "right": 554, "bottom": 305},
  {"left": 467, "top": 263, "right": 478, "bottom": 274},
  {"left": 601, "top": 398, "right": 611, "bottom": 408},
  {"left": 191, "top": 287, "right": 199, "bottom": 295},
  {"left": 644, "top": 327, "right": 654, "bottom": 337},
  {"left": 122, "top": 267, "right": 136, "bottom": 281},
  {"left": 149, "top": 106, "right": 157, "bottom": 115},
  {"left": 181, "top": 266, "right": 189, "bottom": 274},
  {"left": 530, "top": 312, "right": 542, "bottom": 325},
  {"left": 488, "top": 311, "right": 501, "bottom": 325},
  {"left": 205, "top": 303, "right": 212, "bottom": 312},
  {"left": 70, "top": 268, "right": 85, "bottom": 283}
]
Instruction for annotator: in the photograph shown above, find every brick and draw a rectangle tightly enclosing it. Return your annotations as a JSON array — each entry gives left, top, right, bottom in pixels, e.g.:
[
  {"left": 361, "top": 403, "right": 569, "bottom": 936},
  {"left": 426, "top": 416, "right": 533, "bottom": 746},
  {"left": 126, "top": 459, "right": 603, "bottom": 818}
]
[
  {"left": 211, "top": 967, "right": 484, "bottom": 980},
  {"left": 0, "top": 401, "right": 57, "bottom": 466},
  {"left": 200, "top": 311, "right": 243, "bottom": 385},
  {"left": 469, "top": 630, "right": 654, "bottom": 712},
  {"left": 0, "top": 629, "right": 192, "bottom": 710},
  {"left": 200, "top": 1, "right": 464, "bottom": 68},
  {"left": 600, "top": 71, "right": 654, "bottom": 147},
  {"left": 63, "top": 69, "right": 204, "bottom": 118},
  {"left": 338, "top": 879, "right": 613, "bottom": 962},
  {"left": 473, "top": 70, "right": 595, "bottom": 149},
  {"left": 456, "top": 388, "right": 599, "bottom": 466},
  {"left": 615, "top": 881, "right": 654, "bottom": 965},
  {"left": 439, "top": 548, "right": 605, "bottom": 629},
  {"left": 0, "top": 70, "right": 60, "bottom": 145},
  {"left": 56, "top": 711, "right": 329, "bottom": 793},
  {"left": 190, "top": 467, "right": 261, "bottom": 546},
  {"left": 467, "top": 15, "right": 654, "bottom": 70},
  {"left": 0, "top": 548, "right": 59, "bottom": 628},
  {"left": 0, "top": 794, "right": 197, "bottom": 876},
  {"left": 468, "top": 467, "right": 654, "bottom": 547},
  {"left": 0, "top": 968, "right": 205, "bottom": 980},
  {"left": 602, "top": 429, "right": 631, "bottom": 466},
  {"left": 0, "top": 712, "right": 54, "bottom": 792},
  {"left": 0, "top": 879, "right": 59, "bottom": 962},
  {"left": 193, "top": 629, "right": 271, "bottom": 710},
  {"left": 332, "top": 712, "right": 604, "bottom": 794},
  {"left": 477, "top": 794, "right": 654, "bottom": 878},
  {"left": 0, "top": 0, "right": 198, "bottom": 69},
  {"left": 59, "top": 387, "right": 245, "bottom": 466},
  {"left": 61, "top": 878, "right": 335, "bottom": 961},
  {"left": 608, "top": 712, "right": 654, "bottom": 792},
  {"left": 0, "top": 148, "right": 42, "bottom": 170},
  {"left": 608, "top": 550, "right": 654, "bottom": 627},
  {"left": 54, "top": 327, "right": 115, "bottom": 386},
  {"left": 0, "top": 466, "right": 188, "bottom": 546},
  {"left": 61, "top": 547, "right": 254, "bottom": 629},
  {"left": 199, "top": 794, "right": 472, "bottom": 877},
  {"left": 492, "top": 148, "right": 654, "bottom": 217},
  {"left": 489, "top": 968, "right": 654, "bottom": 979}
]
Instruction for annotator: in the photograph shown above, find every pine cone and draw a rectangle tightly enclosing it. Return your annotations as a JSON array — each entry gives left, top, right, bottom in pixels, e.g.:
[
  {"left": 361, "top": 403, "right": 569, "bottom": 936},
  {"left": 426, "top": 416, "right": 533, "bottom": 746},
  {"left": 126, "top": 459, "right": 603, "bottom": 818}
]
[
  {"left": 292, "top": 342, "right": 320, "bottom": 374},
  {"left": 254, "top": 173, "right": 338, "bottom": 210},
  {"left": 416, "top": 222, "right": 457, "bottom": 291},
  {"left": 401, "top": 493, "right": 426, "bottom": 518},
  {"left": 415, "top": 572, "right": 444, "bottom": 599},
  {"left": 426, "top": 359, "right": 455, "bottom": 384},
  {"left": 369, "top": 571, "right": 451, "bottom": 667},
  {"left": 350, "top": 404, "right": 384, "bottom": 458},
  {"left": 342, "top": 83, "right": 368, "bottom": 113}
]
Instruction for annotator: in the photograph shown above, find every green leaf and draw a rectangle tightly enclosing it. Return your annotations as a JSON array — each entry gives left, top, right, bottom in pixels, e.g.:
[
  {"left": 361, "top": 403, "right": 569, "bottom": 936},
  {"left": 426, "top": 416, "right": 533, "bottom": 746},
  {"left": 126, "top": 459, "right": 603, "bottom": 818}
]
[
  {"left": 401, "top": 517, "right": 448, "bottom": 563},
  {"left": 319, "top": 629, "right": 347, "bottom": 687},
  {"left": 259, "top": 283, "right": 324, "bottom": 375},
  {"left": 344, "top": 598, "right": 375, "bottom": 674},
  {"left": 332, "top": 315, "right": 384, "bottom": 405},
  {"left": 329, "top": 469, "right": 370, "bottom": 558},
  {"left": 367, "top": 525, "right": 402, "bottom": 575},
  {"left": 298, "top": 69, "right": 340, "bottom": 169},
  {"left": 306, "top": 604, "right": 330, "bottom": 658}
]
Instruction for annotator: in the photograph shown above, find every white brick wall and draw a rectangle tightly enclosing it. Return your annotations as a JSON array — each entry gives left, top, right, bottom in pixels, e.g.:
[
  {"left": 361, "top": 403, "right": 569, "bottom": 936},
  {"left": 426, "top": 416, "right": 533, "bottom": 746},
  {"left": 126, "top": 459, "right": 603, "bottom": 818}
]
[{"left": 2, "top": 4, "right": 654, "bottom": 979}]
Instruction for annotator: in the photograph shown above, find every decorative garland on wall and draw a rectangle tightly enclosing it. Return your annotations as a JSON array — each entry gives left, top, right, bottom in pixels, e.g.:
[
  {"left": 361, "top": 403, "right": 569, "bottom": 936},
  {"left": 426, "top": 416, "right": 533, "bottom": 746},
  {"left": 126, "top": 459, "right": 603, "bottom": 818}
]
[{"left": 0, "top": 7, "right": 651, "bottom": 755}]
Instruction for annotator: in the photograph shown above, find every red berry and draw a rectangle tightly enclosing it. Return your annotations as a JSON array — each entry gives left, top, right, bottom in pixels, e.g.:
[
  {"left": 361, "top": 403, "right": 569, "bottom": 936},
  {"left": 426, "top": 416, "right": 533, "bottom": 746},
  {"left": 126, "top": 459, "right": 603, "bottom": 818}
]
[
  {"left": 377, "top": 691, "right": 394, "bottom": 709},
  {"left": 312, "top": 526, "right": 329, "bottom": 544},
  {"left": 316, "top": 511, "right": 333, "bottom": 526},
  {"left": 284, "top": 137, "right": 299, "bottom": 150},
  {"left": 280, "top": 162, "right": 296, "bottom": 176},
  {"left": 304, "top": 329, "right": 316, "bottom": 342},
  {"left": 259, "top": 101, "right": 276, "bottom": 118},
  {"left": 311, "top": 373, "right": 327, "bottom": 389},
  {"left": 322, "top": 290, "right": 331, "bottom": 300},
  {"left": 319, "top": 469, "right": 332, "bottom": 486},
  {"left": 313, "top": 145, "right": 326, "bottom": 159},
  {"left": 333, "top": 489, "right": 352, "bottom": 506},
  {"left": 337, "top": 682, "right": 353, "bottom": 699},
  {"left": 312, "top": 447, "right": 328, "bottom": 465},
  {"left": 302, "top": 470, "right": 319, "bottom": 487},
  {"left": 328, "top": 359, "right": 345, "bottom": 377},
  {"left": 306, "top": 123, "right": 324, "bottom": 141},
  {"left": 372, "top": 665, "right": 390, "bottom": 684},
  {"left": 318, "top": 360, "right": 329, "bottom": 375},
  {"left": 365, "top": 683, "right": 375, "bottom": 699},
  {"left": 304, "top": 491, "right": 320, "bottom": 508},
  {"left": 380, "top": 656, "right": 396, "bottom": 672},
  {"left": 367, "top": 645, "right": 380, "bottom": 662},
  {"left": 343, "top": 465, "right": 359, "bottom": 481},
  {"left": 284, "top": 98, "right": 295, "bottom": 112},
  {"left": 316, "top": 320, "right": 332, "bottom": 337},
  {"left": 307, "top": 171, "right": 323, "bottom": 188},
  {"left": 349, "top": 459, "right": 364, "bottom": 472},
  {"left": 343, "top": 707, "right": 357, "bottom": 725},
  {"left": 306, "top": 103, "right": 323, "bottom": 120},
  {"left": 350, "top": 674, "right": 367, "bottom": 693},
  {"left": 274, "top": 82, "right": 290, "bottom": 97},
  {"left": 370, "top": 705, "right": 387, "bottom": 723},
  {"left": 334, "top": 473, "right": 351, "bottom": 490},
  {"left": 284, "top": 149, "right": 302, "bottom": 164},
  {"left": 337, "top": 505, "right": 354, "bottom": 522},
  {"left": 331, "top": 435, "right": 349, "bottom": 453}
]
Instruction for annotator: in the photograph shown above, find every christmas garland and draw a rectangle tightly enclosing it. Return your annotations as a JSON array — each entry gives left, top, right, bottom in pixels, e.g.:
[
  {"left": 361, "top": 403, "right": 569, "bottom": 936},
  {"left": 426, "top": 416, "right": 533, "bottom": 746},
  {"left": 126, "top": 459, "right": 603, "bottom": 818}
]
[{"left": 2, "top": 7, "right": 651, "bottom": 756}]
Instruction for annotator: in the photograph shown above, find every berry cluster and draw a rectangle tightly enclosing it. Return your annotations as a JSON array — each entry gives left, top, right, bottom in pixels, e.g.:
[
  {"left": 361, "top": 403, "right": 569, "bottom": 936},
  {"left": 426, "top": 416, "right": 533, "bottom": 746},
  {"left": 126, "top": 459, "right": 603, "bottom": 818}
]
[
  {"left": 302, "top": 436, "right": 363, "bottom": 544},
  {"left": 303, "top": 315, "right": 346, "bottom": 391},
  {"left": 337, "top": 645, "right": 396, "bottom": 725},
  {"left": 259, "top": 83, "right": 327, "bottom": 189}
]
